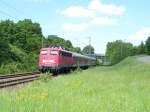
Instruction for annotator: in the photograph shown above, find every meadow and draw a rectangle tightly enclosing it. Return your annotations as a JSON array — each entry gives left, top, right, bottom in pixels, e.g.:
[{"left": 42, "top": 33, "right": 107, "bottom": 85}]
[{"left": 0, "top": 56, "right": 150, "bottom": 112}]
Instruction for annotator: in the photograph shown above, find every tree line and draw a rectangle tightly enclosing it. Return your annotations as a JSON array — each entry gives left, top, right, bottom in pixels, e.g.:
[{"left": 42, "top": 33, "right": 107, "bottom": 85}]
[{"left": 105, "top": 38, "right": 150, "bottom": 65}]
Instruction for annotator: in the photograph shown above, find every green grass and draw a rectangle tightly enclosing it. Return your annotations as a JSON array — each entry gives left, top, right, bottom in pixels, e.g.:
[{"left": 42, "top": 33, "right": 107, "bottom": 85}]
[{"left": 0, "top": 56, "right": 150, "bottom": 112}]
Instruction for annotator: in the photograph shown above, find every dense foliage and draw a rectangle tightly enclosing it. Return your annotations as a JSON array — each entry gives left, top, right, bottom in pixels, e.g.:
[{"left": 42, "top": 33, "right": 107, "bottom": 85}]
[
  {"left": 105, "top": 40, "right": 146, "bottom": 65},
  {"left": 45, "top": 35, "right": 82, "bottom": 53},
  {"left": 0, "top": 19, "right": 43, "bottom": 74},
  {"left": 0, "top": 19, "right": 83, "bottom": 74},
  {"left": 106, "top": 40, "right": 133, "bottom": 64}
]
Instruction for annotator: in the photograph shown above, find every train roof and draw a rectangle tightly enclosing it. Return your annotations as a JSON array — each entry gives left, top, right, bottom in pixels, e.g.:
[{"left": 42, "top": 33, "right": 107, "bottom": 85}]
[
  {"left": 40, "top": 47, "right": 96, "bottom": 60},
  {"left": 41, "top": 46, "right": 68, "bottom": 50},
  {"left": 72, "top": 52, "right": 96, "bottom": 60},
  {"left": 40, "top": 47, "right": 62, "bottom": 50}
]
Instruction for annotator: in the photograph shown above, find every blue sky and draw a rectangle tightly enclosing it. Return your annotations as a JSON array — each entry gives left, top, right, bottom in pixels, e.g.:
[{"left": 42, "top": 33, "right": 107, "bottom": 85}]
[{"left": 0, "top": 0, "right": 150, "bottom": 53}]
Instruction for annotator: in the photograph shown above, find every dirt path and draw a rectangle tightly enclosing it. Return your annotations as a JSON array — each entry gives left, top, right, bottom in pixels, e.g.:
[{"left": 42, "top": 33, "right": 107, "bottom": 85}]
[{"left": 136, "top": 55, "right": 150, "bottom": 63}]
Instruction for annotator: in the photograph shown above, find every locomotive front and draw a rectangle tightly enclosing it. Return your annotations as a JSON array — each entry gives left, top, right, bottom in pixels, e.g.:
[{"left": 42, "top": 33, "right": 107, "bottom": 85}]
[{"left": 38, "top": 48, "right": 60, "bottom": 72}]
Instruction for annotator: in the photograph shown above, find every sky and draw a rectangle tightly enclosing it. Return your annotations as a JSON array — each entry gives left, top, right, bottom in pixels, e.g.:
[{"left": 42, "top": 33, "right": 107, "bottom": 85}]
[{"left": 0, "top": 0, "right": 150, "bottom": 54}]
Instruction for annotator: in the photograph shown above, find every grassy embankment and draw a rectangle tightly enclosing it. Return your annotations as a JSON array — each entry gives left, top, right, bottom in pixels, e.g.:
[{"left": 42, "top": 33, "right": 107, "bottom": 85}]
[{"left": 0, "top": 56, "right": 150, "bottom": 112}]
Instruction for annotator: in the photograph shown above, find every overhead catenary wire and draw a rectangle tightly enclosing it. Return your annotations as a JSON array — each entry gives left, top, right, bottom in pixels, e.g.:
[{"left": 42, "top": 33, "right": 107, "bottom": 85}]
[
  {"left": 0, "top": 9, "right": 19, "bottom": 20},
  {"left": 71, "top": 37, "right": 88, "bottom": 46},
  {"left": 60, "top": 34, "right": 88, "bottom": 48},
  {"left": 73, "top": 36, "right": 94, "bottom": 54},
  {"left": 0, "top": 0, "right": 28, "bottom": 18}
]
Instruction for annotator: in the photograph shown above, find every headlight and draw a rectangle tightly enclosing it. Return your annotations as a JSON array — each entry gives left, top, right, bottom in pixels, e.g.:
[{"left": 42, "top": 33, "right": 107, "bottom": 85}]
[
  {"left": 49, "top": 60, "right": 55, "bottom": 63},
  {"left": 43, "top": 59, "right": 55, "bottom": 63}
]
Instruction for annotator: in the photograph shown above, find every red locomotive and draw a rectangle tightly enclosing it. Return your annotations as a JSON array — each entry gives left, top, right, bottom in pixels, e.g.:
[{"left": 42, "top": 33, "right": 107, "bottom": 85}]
[{"left": 38, "top": 47, "right": 96, "bottom": 73}]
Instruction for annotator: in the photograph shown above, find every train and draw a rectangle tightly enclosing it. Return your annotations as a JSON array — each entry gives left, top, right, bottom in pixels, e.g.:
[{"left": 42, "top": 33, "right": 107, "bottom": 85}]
[{"left": 38, "top": 46, "right": 96, "bottom": 74}]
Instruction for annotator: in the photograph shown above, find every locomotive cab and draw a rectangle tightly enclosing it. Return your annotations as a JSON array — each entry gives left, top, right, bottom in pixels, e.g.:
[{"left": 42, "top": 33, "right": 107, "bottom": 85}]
[{"left": 39, "top": 48, "right": 60, "bottom": 72}]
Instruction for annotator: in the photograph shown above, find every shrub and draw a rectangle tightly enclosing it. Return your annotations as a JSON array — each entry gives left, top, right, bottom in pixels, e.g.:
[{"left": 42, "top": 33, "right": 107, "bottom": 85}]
[
  {"left": 39, "top": 73, "right": 52, "bottom": 82},
  {"left": 145, "top": 36, "right": 150, "bottom": 54},
  {"left": 73, "top": 67, "right": 82, "bottom": 74}
]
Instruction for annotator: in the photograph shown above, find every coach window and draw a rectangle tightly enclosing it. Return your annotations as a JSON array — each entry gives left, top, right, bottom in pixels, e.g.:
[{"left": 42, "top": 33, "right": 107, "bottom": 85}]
[
  {"left": 40, "top": 50, "right": 48, "bottom": 55},
  {"left": 68, "top": 53, "right": 72, "bottom": 57},
  {"left": 60, "top": 51, "right": 71, "bottom": 57},
  {"left": 62, "top": 52, "right": 66, "bottom": 56},
  {"left": 61, "top": 51, "right": 64, "bottom": 56},
  {"left": 66, "top": 52, "right": 72, "bottom": 57}
]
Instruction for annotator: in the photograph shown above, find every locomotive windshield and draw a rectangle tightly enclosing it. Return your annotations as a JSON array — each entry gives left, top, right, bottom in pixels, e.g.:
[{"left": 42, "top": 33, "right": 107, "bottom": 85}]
[
  {"left": 50, "top": 50, "right": 58, "bottom": 55},
  {"left": 40, "top": 50, "right": 58, "bottom": 55},
  {"left": 40, "top": 50, "right": 48, "bottom": 55}
]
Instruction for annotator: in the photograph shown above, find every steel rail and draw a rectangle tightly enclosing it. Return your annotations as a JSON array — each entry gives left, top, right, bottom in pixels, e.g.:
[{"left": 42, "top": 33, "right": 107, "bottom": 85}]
[{"left": 0, "top": 72, "right": 41, "bottom": 88}]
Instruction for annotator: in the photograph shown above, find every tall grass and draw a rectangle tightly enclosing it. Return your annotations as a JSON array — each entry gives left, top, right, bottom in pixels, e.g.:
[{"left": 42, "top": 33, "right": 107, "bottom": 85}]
[{"left": 0, "top": 56, "right": 150, "bottom": 112}]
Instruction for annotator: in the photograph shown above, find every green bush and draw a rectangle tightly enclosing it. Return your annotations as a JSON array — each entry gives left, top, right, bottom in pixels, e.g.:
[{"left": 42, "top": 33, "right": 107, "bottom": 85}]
[
  {"left": 73, "top": 67, "right": 82, "bottom": 74},
  {"left": 39, "top": 73, "right": 52, "bottom": 82}
]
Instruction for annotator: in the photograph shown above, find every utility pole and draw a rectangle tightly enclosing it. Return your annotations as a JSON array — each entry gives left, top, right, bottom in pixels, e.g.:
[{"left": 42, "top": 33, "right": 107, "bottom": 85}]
[
  {"left": 42, "top": 36, "right": 43, "bottom": 48},
  {"left": 74, "top": 38, "right": 79, "bottom": 48},
  {"left": 89, "top": 36, "right": 91, "bottom": 54}
]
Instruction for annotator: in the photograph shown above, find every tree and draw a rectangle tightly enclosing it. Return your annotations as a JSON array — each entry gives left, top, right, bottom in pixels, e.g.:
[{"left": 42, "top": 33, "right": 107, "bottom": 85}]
[
  {"left": 74, "top": 47, "right": 82, "bottom": 53},
  {"left": 0, "top": 20, "right": 14, "bottom": 65},
  {"left": 130, "top": 46, "right": 138, "bottom": 56},
  {"left": 45, "top": 35, "right": 81, "bottom": 53},
  {"left": 82, "top": 45, "right": 94, "bottom": 54},
  {"left": 15, "top": 19, "right": 42, "bottom": 53},
  {"left": 70, "top": 47, "right": 82, "bottom": 53},
  {"left": 0, "top": 35, "right": 11, "bottom": 65},
  {"left": 46, "top": 35, "right": 67, "bottom": 47},
  {"left": 106, "top": 40, "right": 133, "bottom": 64},
  {"left": 145, "top": 37, "right": 150, "bottom": 54},
  {"left": 0, "top": 20, "right": 16, "bottom": 43},
  {"left": 137, "top": 41, "right": 145, "bottom": 54}
]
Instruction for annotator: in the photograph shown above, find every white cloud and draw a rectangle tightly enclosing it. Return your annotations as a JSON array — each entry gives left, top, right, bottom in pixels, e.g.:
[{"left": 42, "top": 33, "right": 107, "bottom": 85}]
[
  {"left": 127, "top": 28, "right": 150, "bottom": 42},
  {"left": 61, "top": 0, "right": 124, "bottom": 32},
  {"left": 61, "top": 0, "right": 126, "bottom": 17},
  {"left": 90, "top": 17, "right": 117, "bottom": 25},
  {"left": 62, "top": 6, "right": 94, "bottom": 17},
  {"left": 62, "top": 23, "right": 88, "bottom": 32},
  {"left": 62, "top": 17, "right": 117, "bottom": 32},
  {"left": 88, "top": 0, "right": 126, "bottom": 15}
]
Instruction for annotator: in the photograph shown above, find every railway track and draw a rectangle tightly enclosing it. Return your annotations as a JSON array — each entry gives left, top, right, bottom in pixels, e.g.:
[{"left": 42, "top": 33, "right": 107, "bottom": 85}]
[{"left": 0, "top": 72, "right": 41, "bottom": 88}]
